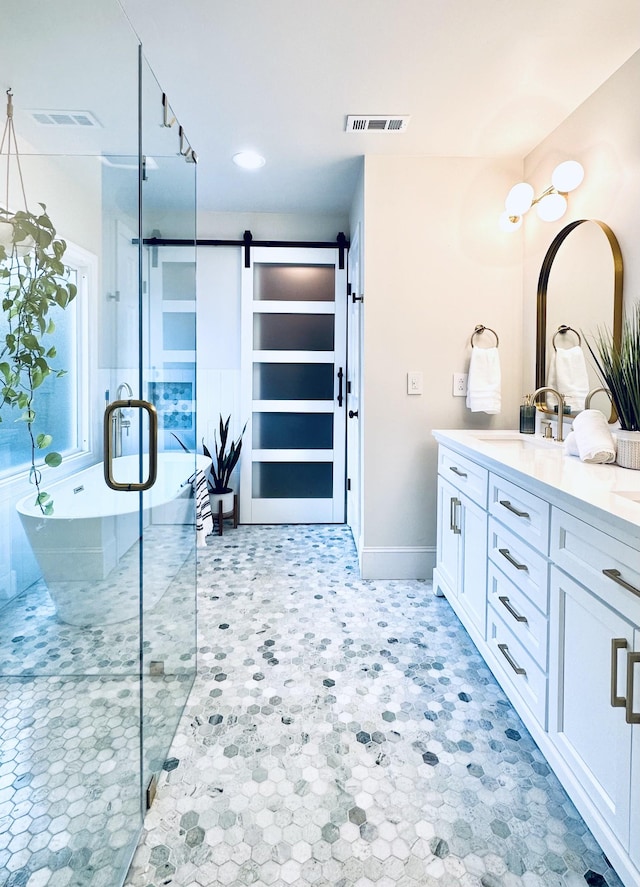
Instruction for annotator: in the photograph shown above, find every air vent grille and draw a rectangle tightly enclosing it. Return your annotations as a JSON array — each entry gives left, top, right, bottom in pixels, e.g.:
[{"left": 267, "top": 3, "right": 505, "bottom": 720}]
[
  {"left": 28, "top": 110, "right": 101, "bottom": 128},
  {"left": 346, "top": 115, "right": 410, "bottom": 133}
]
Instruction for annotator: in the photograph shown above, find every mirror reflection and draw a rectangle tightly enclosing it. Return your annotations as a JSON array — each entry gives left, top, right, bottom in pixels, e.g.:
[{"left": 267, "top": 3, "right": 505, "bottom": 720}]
[{"left": 535, "top": 219, "right": 623, "bottom": 417}]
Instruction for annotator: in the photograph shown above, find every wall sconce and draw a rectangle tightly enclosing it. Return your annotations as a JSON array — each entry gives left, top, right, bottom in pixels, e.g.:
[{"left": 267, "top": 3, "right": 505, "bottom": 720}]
[{"left": 499, "top": 160, "right": 584, "bottom": 232}]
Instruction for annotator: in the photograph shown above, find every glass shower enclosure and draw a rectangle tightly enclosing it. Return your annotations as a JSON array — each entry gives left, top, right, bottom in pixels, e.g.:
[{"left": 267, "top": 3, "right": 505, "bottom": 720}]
[{"left": 0, "top": 2, "right": 198, "bottom": 884}]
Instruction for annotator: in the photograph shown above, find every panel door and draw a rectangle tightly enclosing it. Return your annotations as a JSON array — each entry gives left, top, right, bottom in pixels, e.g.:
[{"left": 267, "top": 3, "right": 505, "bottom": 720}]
[
  {"left": 346, "top": 224, "right": 362, "bottom": 546},
  {"left": 241, "top": 247, "right": 346, "bottom": 523}
]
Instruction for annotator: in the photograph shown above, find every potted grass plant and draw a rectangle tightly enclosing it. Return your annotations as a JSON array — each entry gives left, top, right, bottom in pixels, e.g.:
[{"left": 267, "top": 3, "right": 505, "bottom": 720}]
[
  {"left": 587, "top": 302, "right": 640, "bottom": 469},
  {"left": 204, "top": 414, "right": 247, "bottom": 514}
]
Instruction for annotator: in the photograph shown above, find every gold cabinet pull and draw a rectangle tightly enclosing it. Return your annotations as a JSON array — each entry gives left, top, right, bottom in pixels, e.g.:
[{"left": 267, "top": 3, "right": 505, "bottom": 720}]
[
  {"left": 626, "top": 651, "right": 640, "bottom": 725},
  {"left": 498, "top": 643, "right": 526, "bottom": 676},
  {"left": 498, "top": 548, "right": 528, "bottom": 571},
  {"left": 499, "top": 499, "right": 530, "bottom": 519},
  {"left": 611, "top": 638, "right": 628, "bottom": 708},
  {"left": 449, "top": 465, "right": 467, "bottom": 478},
  {"left": 602, "top": 568, "right": 640, "bottom": 600},
  {"left": 498, "top": 595, "right": 528, "bottom": 623},
  {"left": 450, "top": 497, "right": 461, "bottom": 534}
]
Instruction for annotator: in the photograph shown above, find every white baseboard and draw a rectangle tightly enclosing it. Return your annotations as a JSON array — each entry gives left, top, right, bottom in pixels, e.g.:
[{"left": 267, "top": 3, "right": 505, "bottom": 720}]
[{"left": 359, "top": 545, "right": 436, "bottom": 580}]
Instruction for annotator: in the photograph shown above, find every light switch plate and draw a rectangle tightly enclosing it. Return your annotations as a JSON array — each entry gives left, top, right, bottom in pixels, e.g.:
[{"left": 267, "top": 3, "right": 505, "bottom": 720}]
[{"left": 407, "top": 371, "right": 423, "bottom": 395}]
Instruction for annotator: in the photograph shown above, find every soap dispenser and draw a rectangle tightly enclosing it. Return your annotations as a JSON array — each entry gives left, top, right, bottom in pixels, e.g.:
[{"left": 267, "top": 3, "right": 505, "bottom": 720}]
[{"left": 519, "top": 395, "right": 536, "bottom": 434}]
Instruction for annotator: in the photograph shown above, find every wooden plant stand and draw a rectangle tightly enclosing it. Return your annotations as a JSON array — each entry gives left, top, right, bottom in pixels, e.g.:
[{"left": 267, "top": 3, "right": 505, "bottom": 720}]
[{"left": 212, "top": 494, "right": 239, "bottom": 536}]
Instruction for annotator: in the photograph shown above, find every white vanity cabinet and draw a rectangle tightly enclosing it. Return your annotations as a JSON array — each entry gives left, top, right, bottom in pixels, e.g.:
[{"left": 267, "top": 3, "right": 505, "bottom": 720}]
[
  {"left": 432, "top": 430, "right": 640, "bottom": 887},
  {"left": 434, "top": 447, "right": 488, "bottom": 640},
  {"left": 549, "top": 508, "right": 640, "bottom": 868}
]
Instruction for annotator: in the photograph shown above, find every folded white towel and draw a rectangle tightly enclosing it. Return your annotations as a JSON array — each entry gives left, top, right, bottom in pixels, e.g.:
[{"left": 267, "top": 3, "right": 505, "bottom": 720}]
[
  {"left": 563, "top": 430, "right": 580, "bottom": 457},
  {"left": 572, "top": 409, "right": 617, "bottom": 464},
  {"left": 466, "top": 346, "right": 501, "bottom": 414},
  {"left": 191, "top": 470, "right": 213, "bottom": 546},
  {"left": 547, "top": 345, "right": 590, "bottom": 412}
]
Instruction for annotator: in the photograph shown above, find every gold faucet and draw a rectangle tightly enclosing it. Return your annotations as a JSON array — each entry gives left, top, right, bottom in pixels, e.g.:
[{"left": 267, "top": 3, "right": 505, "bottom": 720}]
[{"left": 532, "top": 387, "right": 565, "bottom": 442}]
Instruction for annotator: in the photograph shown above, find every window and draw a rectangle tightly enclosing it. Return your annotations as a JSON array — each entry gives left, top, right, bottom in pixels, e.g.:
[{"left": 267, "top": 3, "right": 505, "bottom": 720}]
[{"left": 0, "top": 244, "right": 91, "bottom": 478}]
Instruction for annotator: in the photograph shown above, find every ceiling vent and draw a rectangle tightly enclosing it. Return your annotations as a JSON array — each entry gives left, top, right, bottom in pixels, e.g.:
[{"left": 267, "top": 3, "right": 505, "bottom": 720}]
[
  {"left": 28, "top": 109, "right": 102, "bottom": 128},
  {"left": 345, "top": 115, "right": 410, "bottom": 133}
]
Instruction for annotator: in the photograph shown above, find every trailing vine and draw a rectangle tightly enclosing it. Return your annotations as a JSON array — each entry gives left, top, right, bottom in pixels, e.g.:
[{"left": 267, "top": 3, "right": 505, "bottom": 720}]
[{"left": 0, "top": 204, "right": 77, "bottom": 514}]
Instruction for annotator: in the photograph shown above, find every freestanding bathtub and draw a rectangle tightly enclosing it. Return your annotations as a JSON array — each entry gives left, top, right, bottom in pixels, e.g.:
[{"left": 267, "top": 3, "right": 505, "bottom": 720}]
[{"left": 16, "top": 452, "right": 210, "bottom": 625}]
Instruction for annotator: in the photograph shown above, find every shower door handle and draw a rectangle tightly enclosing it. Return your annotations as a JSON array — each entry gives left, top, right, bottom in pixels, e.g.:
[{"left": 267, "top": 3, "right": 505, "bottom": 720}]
[{"left": 103, "top": 399, "right": 158, "bottom": 491}]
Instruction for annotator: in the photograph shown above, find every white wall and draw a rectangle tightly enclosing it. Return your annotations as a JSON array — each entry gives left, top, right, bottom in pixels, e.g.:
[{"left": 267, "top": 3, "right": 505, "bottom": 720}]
[
  {"left": 522, "top": 50, "right": 640, "bottom": 395},
  {"left": 357, "top": 155, "right": 523, "bottom": 578}
]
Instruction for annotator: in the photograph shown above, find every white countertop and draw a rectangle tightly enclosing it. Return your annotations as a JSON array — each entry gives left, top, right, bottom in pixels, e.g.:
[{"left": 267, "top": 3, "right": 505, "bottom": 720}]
[{"left": 432, "top": 429, "right": 640, "bottom": 538}]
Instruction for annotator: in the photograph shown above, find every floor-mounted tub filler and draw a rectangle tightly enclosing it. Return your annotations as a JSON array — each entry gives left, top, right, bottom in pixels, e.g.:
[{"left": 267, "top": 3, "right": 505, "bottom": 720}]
[{"left": 16, "top": 452, "right": 209, "bottom": 626}]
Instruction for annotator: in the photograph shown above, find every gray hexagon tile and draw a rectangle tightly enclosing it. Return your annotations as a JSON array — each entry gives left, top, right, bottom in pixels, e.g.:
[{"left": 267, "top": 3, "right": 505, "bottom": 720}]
[
  {"left": 0, "top": 524, "right": 628, "bottom": 886},
  {"left": 122, "top": 524, "right": 623, "bottom": 887}
]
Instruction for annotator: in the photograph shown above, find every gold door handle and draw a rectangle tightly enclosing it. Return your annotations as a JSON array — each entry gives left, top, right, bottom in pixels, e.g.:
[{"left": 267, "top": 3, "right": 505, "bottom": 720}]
[
  {"left": 602, "top": 568, "right": 640, "bottom": 600},
  {"left": 499, "top": 500, "right": 530, "bottom": 519},
  {"left": 498, "top": 548, "right": 528, "bottom": 571},
  {"left": 611, "top": 638, "right": 628, "bottom": 708},
  {"left": 498, "top": 596, "right": 528, "bottom": 623},
  {"left": 103, "top": 399, "right": 158, "bottom": 491},
  {"left": 626, "top": 651, "right": 640, "bottom": 725},
  {"left": 497, "top": 643, "right": 526, "bottom": 676}
]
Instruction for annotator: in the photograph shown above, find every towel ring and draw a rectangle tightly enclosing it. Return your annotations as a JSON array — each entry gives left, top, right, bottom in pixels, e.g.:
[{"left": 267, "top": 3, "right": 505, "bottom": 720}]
[
  {"left": 470, "top": 324, "right": 499, "bottom": 347},
  {"left": 552, "top": 324, "right": 581, "bottom": 350}
]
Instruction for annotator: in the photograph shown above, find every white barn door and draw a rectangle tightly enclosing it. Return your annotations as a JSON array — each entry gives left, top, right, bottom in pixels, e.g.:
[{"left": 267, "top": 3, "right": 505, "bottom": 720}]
[{"left": 240, "top": 247, "right": 346, "bottom": 523}]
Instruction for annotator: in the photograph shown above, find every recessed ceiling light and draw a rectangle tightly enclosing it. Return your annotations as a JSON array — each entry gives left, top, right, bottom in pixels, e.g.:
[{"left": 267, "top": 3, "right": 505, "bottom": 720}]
[{"left": 233, "top": 151, "right": 266, "bottom": 170}]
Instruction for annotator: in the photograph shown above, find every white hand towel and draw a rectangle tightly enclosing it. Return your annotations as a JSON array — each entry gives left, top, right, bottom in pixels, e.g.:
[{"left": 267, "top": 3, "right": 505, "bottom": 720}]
[
  {"left": 466, "top": 346, "right": 501, "bottom": 414},
  {"left": 547, "top": 345, "right": 590, "bottom": 412},
  {"left": 572, "top": 409, "right": 617, "bottom": 464},
  {"left": 563, "top": 430, "right": 580, "bottom": 457},
  {"left": 191, "top": 470, "right": 213, "bottom": 546}
]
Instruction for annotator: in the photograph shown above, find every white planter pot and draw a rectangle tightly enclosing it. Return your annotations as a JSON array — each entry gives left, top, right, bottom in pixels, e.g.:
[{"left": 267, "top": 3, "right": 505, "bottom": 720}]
[
  {"left": 615, "top": 430, "right": 640, "bottom": 470},
  {"left": 209, "top": 489, "right": 235, "bottom": 515}
]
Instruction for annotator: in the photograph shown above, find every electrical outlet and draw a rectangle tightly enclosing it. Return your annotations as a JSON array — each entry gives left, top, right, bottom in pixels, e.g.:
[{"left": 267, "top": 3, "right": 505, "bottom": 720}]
[{"left": 452, "top": 373, "right": 468, "bottom": 397}]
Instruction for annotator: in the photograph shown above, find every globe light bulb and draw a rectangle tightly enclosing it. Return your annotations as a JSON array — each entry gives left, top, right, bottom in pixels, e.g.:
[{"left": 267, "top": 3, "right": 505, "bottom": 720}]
[
  {"left": 535, "top": 192, "right": 567, "bottom": 222},
  {"left": 551, "top": 160, "right": 584, "bottom": 193},
  {"left": 504, "top": 182, "right": 534, "bottom": 215}
]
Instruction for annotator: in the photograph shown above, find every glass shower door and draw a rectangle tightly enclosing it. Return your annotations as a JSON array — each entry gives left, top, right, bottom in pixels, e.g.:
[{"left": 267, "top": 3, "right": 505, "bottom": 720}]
[
  {"left": 138, "top": 55, "right": 198, "bottom": 805},
  {"left": 0, "top": 4, "right": 198, "bottom": 885}
]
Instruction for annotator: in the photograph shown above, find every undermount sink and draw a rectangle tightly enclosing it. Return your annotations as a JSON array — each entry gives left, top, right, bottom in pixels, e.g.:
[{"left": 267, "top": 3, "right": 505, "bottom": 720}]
[
  {"left": 472, "top": 433, "right": 559, "bottom": 449},
  {"left": 614, "top": 490, "right": 640, "bottom": 503}
]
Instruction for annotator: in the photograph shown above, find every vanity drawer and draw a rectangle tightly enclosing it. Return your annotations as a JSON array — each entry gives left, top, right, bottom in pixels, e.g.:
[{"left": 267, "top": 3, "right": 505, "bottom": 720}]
[
  {"left": 489, "top": 472, "right": 550, "bottom": 554},
  {"left": 488, "top": 560, "right": 548, "bottom": 671},
  {"left": 438, "top": 446, "right": 488, "bottom": 507},
  {"left": 488, "top": 517, "right": 549, "bottom": 614},
  {"left": 487, "top": 604, "right": 548, "bottom": 728},
  {"left": 551, "top": 508, "right": 640, "bottom": 614}
]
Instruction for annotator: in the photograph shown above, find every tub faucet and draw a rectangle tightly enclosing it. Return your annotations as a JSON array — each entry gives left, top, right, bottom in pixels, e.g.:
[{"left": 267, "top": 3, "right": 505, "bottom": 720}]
[
  {"left": 113, "top": 382, "right": 133, "bottom": 457},
  {"left": 532, "top": 386, "right": 565, "bottom": 442}
]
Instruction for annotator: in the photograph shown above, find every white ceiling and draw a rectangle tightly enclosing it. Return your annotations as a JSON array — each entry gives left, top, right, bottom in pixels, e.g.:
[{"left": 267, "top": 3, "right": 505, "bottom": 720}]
[{"left": 4, "top": 1, "right": 640, "bottom": 217}]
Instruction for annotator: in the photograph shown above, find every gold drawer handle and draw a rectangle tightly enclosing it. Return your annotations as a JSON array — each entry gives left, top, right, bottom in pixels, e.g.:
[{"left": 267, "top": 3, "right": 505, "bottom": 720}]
[
  {"left": 611, "top": 638, "right": 628, "bottom": 708},
  {"left": 499, "top": 548, "right": 528, "bottom": 571},
  {"left": 449, "top": 466, "right": 467, "bottom": 478},
  {"left": 626, "top": 652, "right": 640, "bottom": 725},
  {"left": 498, "top": 595, "right": 528, "bottom": 623},
  {"left": 499, "top": 499, "right": 530, "bottom": 519},
  {"left": 498, "top": 643, "right": 526, "bottom": 676},
  {"left": 602, "top": 568, "right": 640, "bottom": 599}
]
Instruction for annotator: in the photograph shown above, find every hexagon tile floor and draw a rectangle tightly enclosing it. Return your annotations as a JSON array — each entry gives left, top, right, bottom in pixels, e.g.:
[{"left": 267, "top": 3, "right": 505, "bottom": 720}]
[{"left": 122, "top": 524, "right": 623, "bottom": 887}]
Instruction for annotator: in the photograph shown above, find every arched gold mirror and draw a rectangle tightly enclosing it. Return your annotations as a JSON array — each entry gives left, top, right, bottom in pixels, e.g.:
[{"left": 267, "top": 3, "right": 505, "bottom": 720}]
[{"left": 535, "top": 219, "right": 623, "bottom": 417}]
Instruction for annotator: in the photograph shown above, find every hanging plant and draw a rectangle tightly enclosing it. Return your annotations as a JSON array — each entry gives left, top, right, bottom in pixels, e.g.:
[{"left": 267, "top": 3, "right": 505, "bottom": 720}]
[{"left": 0, "top": 205, "right": 77, "bottom": 513}]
